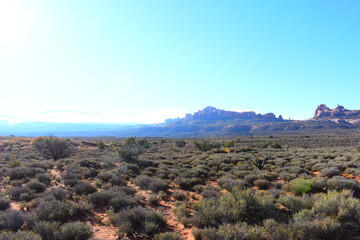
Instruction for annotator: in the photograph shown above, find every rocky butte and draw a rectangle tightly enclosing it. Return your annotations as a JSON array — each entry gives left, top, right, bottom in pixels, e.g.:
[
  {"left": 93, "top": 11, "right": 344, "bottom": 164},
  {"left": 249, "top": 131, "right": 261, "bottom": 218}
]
[
  {"left": 314, "top": 104, "right": 360, "bottom": 119},
  {"left": 166, "top": 106, "right": 283, "bottom": 123}
]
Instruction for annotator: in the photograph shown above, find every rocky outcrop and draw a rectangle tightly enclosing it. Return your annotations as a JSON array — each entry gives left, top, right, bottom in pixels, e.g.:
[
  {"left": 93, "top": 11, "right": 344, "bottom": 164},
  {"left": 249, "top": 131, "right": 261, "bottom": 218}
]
[
  {"left": 314, "top": 104, "right": 360, "bottom": 119},
  {"left": 182, "top": 106, "right": 282, "bottom": 121}
]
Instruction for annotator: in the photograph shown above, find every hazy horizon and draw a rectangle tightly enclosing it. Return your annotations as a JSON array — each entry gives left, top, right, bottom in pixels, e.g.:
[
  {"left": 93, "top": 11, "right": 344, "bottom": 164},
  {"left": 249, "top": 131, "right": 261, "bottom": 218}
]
[{"left": 1, "top": 0, "right": 359, "bottom": 124}]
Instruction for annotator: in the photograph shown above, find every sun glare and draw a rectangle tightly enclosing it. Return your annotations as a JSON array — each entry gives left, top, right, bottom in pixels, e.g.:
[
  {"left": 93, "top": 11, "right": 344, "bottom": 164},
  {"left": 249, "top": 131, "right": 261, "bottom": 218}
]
[{"left": 0, "top": 0, "right": 29, "bottom": 46}]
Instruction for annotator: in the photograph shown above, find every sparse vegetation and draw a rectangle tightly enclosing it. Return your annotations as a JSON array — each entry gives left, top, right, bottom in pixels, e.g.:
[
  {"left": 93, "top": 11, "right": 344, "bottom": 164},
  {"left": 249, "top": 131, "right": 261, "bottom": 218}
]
[{"left": 1, "top": 135, "right": 360, "bottom": 239}]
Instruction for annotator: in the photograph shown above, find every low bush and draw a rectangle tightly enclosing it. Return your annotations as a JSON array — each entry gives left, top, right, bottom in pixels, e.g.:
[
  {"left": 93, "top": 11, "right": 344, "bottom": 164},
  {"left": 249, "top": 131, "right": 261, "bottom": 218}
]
[
  {"left": 59, "top": 221, "right": 93, "bottom": 240},
  {"left": 193, "top": 141, "right": 220, "bottom": 152},
  {"left": 6, "top": 186, "right": 32, "bottom": 201},
  {"left": 223, "top": 141, "right": 235, "bottom": 148},
  {"left": 327, "top": 176, "right": 360, "bottom": 192},
  {"left": 97, "top": 141, "right": 106, "bottom": 150},
  {"left": 74, "top": 182, "right": 97, "bottom": 195},
  {"left": 217, "top": 177, "right": 249, "bottom": 191},
  {"left": 0, "top": 230, "right": 42, "bottom": 240},
  {"left": 278, "top": 172, "right": 295, "bottom": 182},
  {"left": 253, "top": 179, "right": 271, "bottom": 190},
  {"left": 79, "top": 159, "right": 101, "bottom": 169},
  {"left": 35, "top": 200, "right": 60, "bottom": 221},
  {"left": 48, "top": 187, "right": 68, "bottom": 201},
  {"left": 287, "top": 177, "right": 312, "bottom": 195},
  {"left": 175, "top": 140, "right": 186, "bottom": 148},
  {"left": 35, "top": 173, "right": 52, "bottom": 184},
  {"left": 88, "top": 191, "right": 114, "bottom": 208},
  {"left": 312, "top": 190, "right": 360, "bottom": 225},
  {"left": 109, "top": 206, "right": 166, "bottom": 237},
  {"left": 175, "top": 177, "right": 202, "bottom": 190},
  {"left": 109, "top": 192, "right": 142, "bottom": 212},
  {"left": 0, "top": 210, "right": 24, "bottom": 231},
  {"left": 27, "top": 179, "right": 47, "bottom": 193},
  {"left": 7, "top": 167, "right": 37, "bottom": 180},
  {"left": 33, "top": 221, "right": 61, "bottom": 240},
  {"left": 154, "top": 232, "right": 184, "bottom": 240},
  {"left": 36, "top": 200, "right": 84, "bottom": 223},
  {"left": 278, "top": 195, "right": 313, "bottom": 212},
  {"left": 33, "top": 136, "right": 73, "bottom": 160},
  {"left": 320, "top": 167, "right": 341, "bottom": 178},
  {"left": 192, "top": 188, "right": 277, "bottom": 228},
  {"left": 0, "top": 195, "right": 11, "bottom": 210},
  {"left": 264, "top": 217, "right": 343, "bottom": 240},
  {"left": 135, "top": 175, "right": 169, "bottom": 193},
  {"left": 173, "top": 202, "right": 190, "bottom": 225},
  {"left": 118, "top": 143, "right": 143, "bottom": 163},
  {"left": 172, "top": 191, "right": 188, "bottom": 201},
  {"left": 193, "top": 222, "right": 264, "bottom": 240}
]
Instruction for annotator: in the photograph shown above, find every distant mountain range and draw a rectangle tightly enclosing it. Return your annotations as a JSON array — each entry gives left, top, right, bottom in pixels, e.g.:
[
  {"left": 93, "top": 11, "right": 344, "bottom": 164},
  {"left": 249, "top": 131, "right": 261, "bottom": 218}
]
[
  {"left": 0, "top": 122, "right": 138, "bottom": 137},
  {"left": 1, "top": 105, "right": 360, "bottom": 137}
]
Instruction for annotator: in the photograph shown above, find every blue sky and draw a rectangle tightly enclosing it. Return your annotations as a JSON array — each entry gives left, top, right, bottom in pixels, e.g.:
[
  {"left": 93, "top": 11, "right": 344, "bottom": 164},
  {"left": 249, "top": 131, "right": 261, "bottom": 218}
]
[{"left": 0, "top": 0, "right": 359, "bottom": 123}]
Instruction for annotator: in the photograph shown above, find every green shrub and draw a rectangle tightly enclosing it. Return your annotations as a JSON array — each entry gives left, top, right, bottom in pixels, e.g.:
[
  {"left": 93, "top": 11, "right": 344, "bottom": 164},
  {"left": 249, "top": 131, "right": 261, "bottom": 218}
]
[
  {"left": 193, "top": 141, "right": 219, "bottom": 152},
  {"left": 97, "top": 141, "right": 106, "bottom": 150},
  {"left": 33, "top": 137, "right": 73, "bottom": 160},
  {"left": 59, "top": 221, "right": 93, "bottom": 240},
  {"left": 223, "top": 141, "right": 235, "bottom": 148},
  {"left": 118, "top": 140, "right": 144, "bottom": 163},
  {"left": 287, "top": 177, "right": 312, "bottom": 195},
  {"left": 137, "top": 138, "right": 150, "bottom": 149}
]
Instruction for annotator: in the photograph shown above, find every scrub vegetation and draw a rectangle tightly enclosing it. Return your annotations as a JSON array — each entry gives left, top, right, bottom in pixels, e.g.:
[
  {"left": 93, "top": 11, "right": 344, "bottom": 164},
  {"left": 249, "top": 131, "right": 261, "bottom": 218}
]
[{"left": 1, "top": 135, "right": 360, "bottom": 239}]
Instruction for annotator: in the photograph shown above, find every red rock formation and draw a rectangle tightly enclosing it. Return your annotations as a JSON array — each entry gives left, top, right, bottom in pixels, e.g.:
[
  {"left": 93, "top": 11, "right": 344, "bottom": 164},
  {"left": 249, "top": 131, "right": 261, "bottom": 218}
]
[
  {"left": 184, "top": 106, "right": 280, "bottom": 121},
  {"left": 314, "top": 104, "right": 360, "bottom": 119}
]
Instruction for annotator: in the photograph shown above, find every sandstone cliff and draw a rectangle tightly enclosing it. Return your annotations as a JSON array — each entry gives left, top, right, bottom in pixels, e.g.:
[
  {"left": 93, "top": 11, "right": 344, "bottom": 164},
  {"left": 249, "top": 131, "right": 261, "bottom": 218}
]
[
  {"left": 182, "top": 106, "right": 282, "bottom": 121},
  {"left": 314, "top": 104, "right": 360, "bottom": 119}
]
